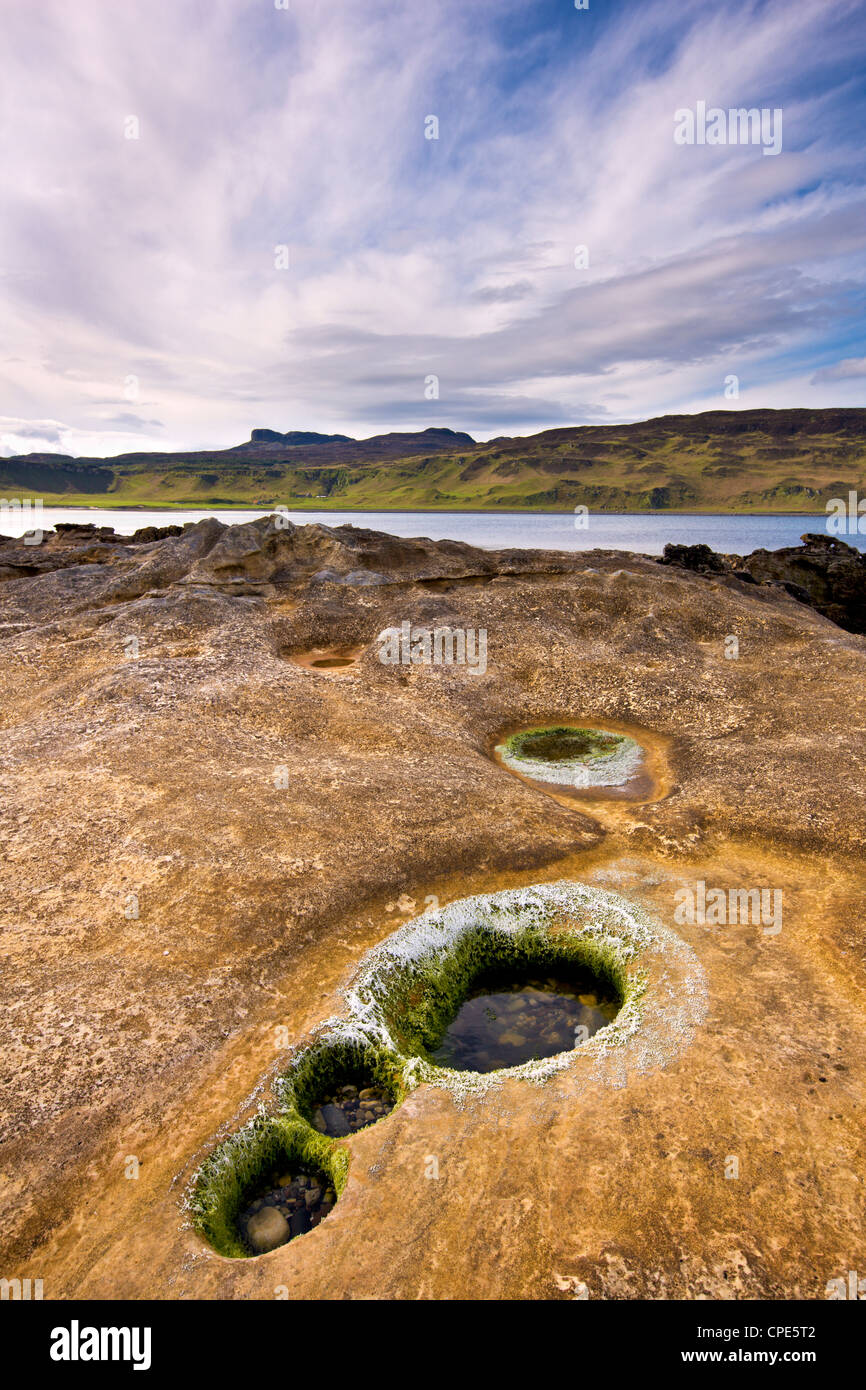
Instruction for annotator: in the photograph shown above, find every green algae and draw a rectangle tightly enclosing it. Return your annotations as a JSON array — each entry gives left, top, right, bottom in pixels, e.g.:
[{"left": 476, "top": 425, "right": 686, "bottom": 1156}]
[
  {"left": 189, "top": 1044, "right": 404, "bottom": 1258},
  {"left": 277, "top": 1036, "right": 406, "bottom": 1126},
  {"left": 378, "top": 918, "right": 627, "bottom": 1059},
  {"left": 508, "top": 727, "right": 623, "bottom": 761},
  {"left": 188, "top": 1110, "right": 350, "bottom": 1260}
]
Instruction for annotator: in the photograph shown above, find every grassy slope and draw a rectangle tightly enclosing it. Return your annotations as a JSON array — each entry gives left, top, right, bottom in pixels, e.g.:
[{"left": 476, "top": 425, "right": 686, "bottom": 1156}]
[{"left": 4, "top": 409, "right": 866, "bottom": 512}]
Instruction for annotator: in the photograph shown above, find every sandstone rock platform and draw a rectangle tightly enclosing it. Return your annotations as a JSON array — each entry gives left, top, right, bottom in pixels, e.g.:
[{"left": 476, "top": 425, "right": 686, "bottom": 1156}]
[{"left": 1, "top": 516, "right": 863, "bottom": 1299}]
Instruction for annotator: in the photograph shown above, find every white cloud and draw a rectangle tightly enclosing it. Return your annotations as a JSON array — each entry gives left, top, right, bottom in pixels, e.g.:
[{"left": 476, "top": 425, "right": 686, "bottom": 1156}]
[{"left": 0, "top": 0, "right": 864, "bottom": 456}]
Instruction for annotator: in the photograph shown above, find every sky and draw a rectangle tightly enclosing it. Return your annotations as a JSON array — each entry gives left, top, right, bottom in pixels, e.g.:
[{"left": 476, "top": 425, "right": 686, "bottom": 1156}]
[{"left": 1, "top": 0, "right": 865, "bottom": 458}]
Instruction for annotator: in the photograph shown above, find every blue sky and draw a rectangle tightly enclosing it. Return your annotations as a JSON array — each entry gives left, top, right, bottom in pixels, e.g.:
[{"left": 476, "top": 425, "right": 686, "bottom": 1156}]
[{"left": 1, "top": 0, "right": 865, "bottom": 457}]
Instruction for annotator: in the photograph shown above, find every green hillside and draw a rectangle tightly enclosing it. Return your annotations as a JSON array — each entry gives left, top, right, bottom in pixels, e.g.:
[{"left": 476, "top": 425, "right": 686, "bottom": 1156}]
[{"left": 2, "top": 409, "right": 865, "bottom": 513}]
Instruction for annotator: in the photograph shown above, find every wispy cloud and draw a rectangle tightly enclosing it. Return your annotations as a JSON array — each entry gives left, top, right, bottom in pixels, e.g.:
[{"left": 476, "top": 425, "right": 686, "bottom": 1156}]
[
  {"left": 0, "top": 0, "right": 864, "bottom": 456},
  {"left": 812, "top": 356, "right": 866, "bottom": 384}
]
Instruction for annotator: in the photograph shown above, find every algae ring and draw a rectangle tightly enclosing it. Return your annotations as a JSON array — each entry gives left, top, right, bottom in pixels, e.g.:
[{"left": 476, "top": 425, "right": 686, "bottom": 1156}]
[{"left": 496, "top": 724, "right": 643, "bottom": 789}]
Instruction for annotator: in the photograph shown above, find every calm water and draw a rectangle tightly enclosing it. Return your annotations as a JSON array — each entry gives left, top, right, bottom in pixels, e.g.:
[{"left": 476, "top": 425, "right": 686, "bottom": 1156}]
[
  {"left": 236, "top": 1165, "right": 335, "bottom": 1254},
  {"left": 3, "top": 507, "right": 860, "bottom": 556},
  {"left": 430, "top": 973, "right": 620, "bottom": 1073}
]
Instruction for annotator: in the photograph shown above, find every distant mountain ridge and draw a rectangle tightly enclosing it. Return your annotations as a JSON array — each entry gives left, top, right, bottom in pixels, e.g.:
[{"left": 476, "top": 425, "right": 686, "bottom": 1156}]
[
  {"left": 1, "top": 410, "right": 864, "bottom": 513},
  {"left": 248, "top": 428, "right": 353, "bottom": 446}
]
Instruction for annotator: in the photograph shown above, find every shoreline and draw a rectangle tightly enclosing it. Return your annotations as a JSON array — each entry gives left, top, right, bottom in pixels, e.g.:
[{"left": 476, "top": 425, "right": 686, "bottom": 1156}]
[{"left": 12, "top": 503, "right": 843, "bottom": 518}]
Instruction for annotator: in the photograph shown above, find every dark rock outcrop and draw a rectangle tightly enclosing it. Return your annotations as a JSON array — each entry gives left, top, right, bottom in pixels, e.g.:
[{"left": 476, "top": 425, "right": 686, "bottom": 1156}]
[
  {"left": 659, "top": 533, "right": 866, "bottom": 633},
  {"left": 659, "top": 543, "right": 727, "bottom": 575},
  {"left": 742, "top": 534, "right": 866, "bottom": 634}
]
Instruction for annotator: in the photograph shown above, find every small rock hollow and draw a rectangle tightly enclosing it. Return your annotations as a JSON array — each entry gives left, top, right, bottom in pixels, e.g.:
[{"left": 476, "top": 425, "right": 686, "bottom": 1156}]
[
  {"left": 429, "top": 966, "right": 621, "bottom": 1073},
  {"left": 289, "top": 1039, "right": 403, "bottom": 1141},
  {"left": 288, "top": 645, "right": 361, "bottom": 672},
  {"left": 495, "top": 722, "right": 651, "bottom": 798},
  {"left": 190, "top": 1111, "right": 351, "bottom": 1259},
  {"left": 310, "top": 1081, "right": 395, "bottom": 1137},
  {"left": 236, "top": 1163, "right": 336, "bottom": 1255}
]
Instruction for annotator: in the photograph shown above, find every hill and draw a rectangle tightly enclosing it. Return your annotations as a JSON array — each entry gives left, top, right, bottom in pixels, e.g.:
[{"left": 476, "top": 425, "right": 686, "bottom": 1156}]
[{"left": 1, "top": 410, "right": 865, "bottom": 512}]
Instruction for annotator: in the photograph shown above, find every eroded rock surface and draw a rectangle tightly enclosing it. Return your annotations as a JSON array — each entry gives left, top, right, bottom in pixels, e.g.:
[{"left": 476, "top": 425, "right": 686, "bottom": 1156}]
[{"left": 0, "top": 516, "right": 864, "bottom": 1300}]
